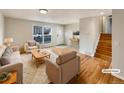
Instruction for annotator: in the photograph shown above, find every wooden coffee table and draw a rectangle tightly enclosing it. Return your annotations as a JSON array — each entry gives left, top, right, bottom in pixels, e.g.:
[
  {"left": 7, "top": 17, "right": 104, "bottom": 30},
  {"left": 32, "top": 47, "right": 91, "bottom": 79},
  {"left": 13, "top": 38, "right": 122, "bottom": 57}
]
[{"left": 32, "top": 49, "right": 51, "bottom": 67}]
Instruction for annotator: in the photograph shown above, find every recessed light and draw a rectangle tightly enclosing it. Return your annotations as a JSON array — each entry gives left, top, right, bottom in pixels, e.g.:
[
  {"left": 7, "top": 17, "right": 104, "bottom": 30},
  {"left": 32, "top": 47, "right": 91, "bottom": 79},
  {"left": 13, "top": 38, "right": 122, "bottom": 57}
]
[
  {"left": 39, "top": 9, "right": 48, "bottom": 14},
  {"left": 100, "top": 12, "right": 104, "bottom": 15}
]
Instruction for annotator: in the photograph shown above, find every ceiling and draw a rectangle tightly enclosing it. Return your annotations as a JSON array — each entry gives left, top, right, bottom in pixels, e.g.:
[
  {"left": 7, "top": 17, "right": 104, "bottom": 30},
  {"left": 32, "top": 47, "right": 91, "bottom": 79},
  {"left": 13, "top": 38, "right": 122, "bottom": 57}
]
[{"left": 0, "top": 9, "right": 112, "bottom": 24}]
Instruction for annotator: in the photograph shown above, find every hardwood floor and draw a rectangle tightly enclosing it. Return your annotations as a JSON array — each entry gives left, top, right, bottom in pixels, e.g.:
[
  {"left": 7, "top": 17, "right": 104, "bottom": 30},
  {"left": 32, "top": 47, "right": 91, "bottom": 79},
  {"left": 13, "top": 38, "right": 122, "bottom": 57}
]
[
  {"left": 69, "top": 54, "right": 124, "bottom": 84},
  {"left": 51, "top": 46, "right": 124, "bottom": 84}
]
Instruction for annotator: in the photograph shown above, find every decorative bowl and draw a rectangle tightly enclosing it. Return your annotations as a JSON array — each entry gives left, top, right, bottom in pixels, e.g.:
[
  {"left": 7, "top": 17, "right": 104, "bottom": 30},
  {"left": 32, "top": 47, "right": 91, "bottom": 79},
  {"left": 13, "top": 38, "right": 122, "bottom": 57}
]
[{"left": 0, "top": 72, "right": 12, "bottom": 82}]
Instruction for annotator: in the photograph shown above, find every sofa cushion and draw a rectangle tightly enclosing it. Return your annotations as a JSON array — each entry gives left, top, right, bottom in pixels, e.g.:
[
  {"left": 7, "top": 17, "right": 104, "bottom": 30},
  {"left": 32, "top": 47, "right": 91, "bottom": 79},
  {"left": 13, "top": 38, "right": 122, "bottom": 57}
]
[
  {"left": 2, "top": 46, "right": 13, "bottom": 58},
  {"left": 0, "top": 58, "right": 10, "bottom": 66},
  {"left": 56, "top": 51, "right": 77, "bottom": 65},
  {"left": 11, "top": 46, "right": 19, "bottom": 52},
  {"left": 4, "top": 51, "right": 21, "bottom": 64},
  {"left": 2, "top": 46, "right": 22, "bottom": 64},
  {"left": 52, "top": 47, "right": 75, "bottom": 55},
  {"left": 9, "top": 54, "right": 22, "bottom": 64},
  {"left": 0, "top": 45, "right": 6, "bottom": 58}
]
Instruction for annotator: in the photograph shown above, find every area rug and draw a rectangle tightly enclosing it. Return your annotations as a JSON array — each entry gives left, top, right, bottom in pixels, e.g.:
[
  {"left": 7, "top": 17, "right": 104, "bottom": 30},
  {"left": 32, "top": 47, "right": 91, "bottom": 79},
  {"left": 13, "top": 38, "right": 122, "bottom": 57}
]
[
  {"left": 21, "top": 54, "right": 50, "bottom": 84},
  {"left": 20, "top": 46, "right": 84, "bottom": 84}
]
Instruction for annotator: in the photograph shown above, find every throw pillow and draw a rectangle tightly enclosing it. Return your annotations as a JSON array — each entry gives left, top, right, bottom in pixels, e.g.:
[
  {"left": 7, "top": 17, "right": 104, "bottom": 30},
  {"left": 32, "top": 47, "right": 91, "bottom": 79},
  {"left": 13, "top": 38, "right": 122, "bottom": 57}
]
[
  {"left": 2, "top": 46, "right": 13, "bottom": 58},
  {"left": 0, "top": 72, "right": 12, "bottom": 82},
  {"left": 0, "top": 45, "right": 6, "bottom": 58},
  {"left": 0, "top": 58, "right": 10, "bottom": 66},
  {"left": 11, "top": 46, "right": 19, "bottom": 52}
]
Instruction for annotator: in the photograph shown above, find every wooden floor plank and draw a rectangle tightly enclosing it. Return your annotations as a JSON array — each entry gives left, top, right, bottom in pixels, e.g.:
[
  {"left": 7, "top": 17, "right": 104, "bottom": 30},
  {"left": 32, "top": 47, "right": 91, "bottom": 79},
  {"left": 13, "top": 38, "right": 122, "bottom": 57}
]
[{"left": 69, "top": 54, "right": 124, "bottom": 84}]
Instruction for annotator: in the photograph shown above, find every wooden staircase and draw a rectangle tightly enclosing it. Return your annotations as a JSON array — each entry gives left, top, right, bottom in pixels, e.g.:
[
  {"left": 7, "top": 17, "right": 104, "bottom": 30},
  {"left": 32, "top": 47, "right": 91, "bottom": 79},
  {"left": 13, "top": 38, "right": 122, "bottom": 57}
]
[{"left": 95, "top": 33, "right": 112, "bottom": 62}]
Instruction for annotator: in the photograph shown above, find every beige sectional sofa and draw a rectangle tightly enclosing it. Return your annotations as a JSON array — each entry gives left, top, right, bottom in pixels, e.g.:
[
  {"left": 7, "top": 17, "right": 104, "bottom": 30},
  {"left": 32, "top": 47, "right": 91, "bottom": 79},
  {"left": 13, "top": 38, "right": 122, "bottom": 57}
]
[{"left": 0, "top": 45, "right": 23, "bottom": 84}]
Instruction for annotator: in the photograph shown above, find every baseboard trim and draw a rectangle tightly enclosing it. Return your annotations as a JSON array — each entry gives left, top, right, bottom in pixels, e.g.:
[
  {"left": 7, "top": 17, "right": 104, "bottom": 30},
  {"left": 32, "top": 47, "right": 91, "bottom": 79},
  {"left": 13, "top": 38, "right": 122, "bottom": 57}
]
[
  {"left": 79, "top": 50, "right": 94, "bottom": 57},
  {"left": 92, "top": 33, "right": 100, "bottom": 56},
  {"left": 112, "top": 73, "right": 124, "bottom": 80}
]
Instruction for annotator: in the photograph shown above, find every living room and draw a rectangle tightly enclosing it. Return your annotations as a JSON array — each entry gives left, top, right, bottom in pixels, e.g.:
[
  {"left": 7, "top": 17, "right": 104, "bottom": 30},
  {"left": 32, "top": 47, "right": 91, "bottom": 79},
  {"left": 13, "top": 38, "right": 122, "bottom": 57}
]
[{"left": 0, "top": 9, "right": 124, "bottom": 84}]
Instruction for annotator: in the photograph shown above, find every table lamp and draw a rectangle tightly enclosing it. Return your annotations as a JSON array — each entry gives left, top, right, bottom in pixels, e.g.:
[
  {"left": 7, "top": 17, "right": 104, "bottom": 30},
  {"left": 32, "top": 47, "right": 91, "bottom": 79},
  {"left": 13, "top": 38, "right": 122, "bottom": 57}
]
[{"left": 4, "top": 37, "right": 14, "bottom": 46}]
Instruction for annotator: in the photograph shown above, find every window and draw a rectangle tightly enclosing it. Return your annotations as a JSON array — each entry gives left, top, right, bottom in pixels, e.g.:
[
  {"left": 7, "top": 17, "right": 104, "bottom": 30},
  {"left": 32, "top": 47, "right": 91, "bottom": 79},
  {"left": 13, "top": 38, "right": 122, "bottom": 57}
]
[{"left": 33, "top": 26, "right": 52, "bottom": 44}]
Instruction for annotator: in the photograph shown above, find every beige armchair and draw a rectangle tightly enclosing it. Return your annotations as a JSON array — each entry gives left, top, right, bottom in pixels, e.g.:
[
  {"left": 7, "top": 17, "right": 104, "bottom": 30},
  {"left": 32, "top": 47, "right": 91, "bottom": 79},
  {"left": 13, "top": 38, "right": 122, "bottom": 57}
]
[
  {"left": 0, "top": 62, "right": 23, "bottom": 84},
  {"left": 45, "top": 51, "right": 80, "bottom": 84},
  {"left": 24, "top": 40, "right": 39, "bottom": 53}
]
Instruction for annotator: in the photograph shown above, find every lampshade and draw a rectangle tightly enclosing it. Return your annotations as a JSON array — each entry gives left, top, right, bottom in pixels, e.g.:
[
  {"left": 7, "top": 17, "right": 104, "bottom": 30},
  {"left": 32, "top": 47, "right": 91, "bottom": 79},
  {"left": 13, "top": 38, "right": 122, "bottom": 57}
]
[{"left": 4, "top": 37, "right": 14, "bottom": 46}]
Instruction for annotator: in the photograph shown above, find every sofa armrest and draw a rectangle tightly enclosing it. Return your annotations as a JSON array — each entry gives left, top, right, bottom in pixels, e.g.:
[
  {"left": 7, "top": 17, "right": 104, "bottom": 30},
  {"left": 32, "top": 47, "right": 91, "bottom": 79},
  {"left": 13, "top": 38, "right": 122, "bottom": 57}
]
[
  {"left": 45, "top": 58, "right": 60, "bottom": 70},
  {"left": 77, "top": 56, "right": 80, "bottom": 74},
  {"left": 45, "top": 58, "right": 61, "bottom": 83},
  {"left": 0, "top": 63, "right": 23, "bottom": 84}
]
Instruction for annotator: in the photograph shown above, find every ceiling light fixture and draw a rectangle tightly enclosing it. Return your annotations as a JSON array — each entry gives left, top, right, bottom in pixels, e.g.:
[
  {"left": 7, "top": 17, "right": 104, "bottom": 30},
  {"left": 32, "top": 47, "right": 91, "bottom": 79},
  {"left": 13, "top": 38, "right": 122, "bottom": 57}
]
[{"left": 39, "top": 9, "right": 48, "bottom": 14}]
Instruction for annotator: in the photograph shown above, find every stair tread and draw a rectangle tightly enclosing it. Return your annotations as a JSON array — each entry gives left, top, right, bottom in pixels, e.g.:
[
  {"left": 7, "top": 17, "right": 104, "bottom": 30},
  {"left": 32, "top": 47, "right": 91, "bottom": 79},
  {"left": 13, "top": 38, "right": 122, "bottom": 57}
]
[
  {"left": 97, "top": 48, "right": 111, "bottom": 51},
  {"left": 95, "top": 53, "right": 111, "bottom": 57},
  {"left": 98, "top": 41, "right": 111, "bottom": 46},
  {"left": 101, "top": 33, "right": 112, "bottom": 35},
  {"left": 95, "top": 53, "right": 111, "bottom": 62},
  {"left": 98, "top": 44, "right": 111, "bottom": 47},
  {"left": 100, "top": 34, "right": 112, "bottom": 40},
  {"left": 97, "top": 46, "right": 112, "bottom": 50},
  {"left": 96, "top": 49, "right": 112, "bottom": 56},
  {"left": 101, "top": 33, "right": 112, "bottom": 37},
  {"left": 99, "top": 40, "right": 111, "bottom": 42},
  {"left": 97, "top": 44, "right": 111, "bottom": 47}
]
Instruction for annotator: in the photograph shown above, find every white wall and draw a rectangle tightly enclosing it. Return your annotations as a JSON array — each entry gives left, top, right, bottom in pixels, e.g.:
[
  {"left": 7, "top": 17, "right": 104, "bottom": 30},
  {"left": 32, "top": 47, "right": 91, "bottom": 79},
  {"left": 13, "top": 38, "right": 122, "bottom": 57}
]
[
  {"left": 56, "top": 25, "right": 64, "bottom": 45},
  {"left": 112, "top": 9, "right": 124, "bottom": 80},
  {"left": 79, "top": 17, "right": 101, "bottom": 56},
  {"left": 5, "top": 17, "right": 64, "bottom": 48},
  {"left": 64, "top": 23, "right": 79, "bottom": 45},
  {"left": 0, "top": 12, "right": 4, "bottom": 45}
]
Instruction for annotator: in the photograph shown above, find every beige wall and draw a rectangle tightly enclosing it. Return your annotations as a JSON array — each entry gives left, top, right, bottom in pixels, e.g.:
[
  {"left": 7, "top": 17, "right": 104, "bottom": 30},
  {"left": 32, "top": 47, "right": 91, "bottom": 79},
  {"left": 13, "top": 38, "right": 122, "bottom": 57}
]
[
  {"left": 0, "top": 12, "right": 4, "bottom": 45},
  {"left": 112, "top": 9, "right": 124, "bottom": 80},
  {"left": 79, "top": 17, "right": 101, "bottom": 56},
  {"left": 64, "top": 23, "right": 79, "bottom": 45},
  {"left": 5, "top": 17, "right": 64, "bottom": 48}
]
